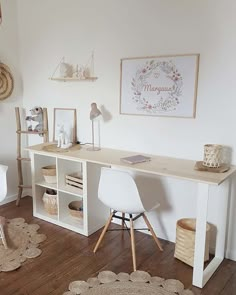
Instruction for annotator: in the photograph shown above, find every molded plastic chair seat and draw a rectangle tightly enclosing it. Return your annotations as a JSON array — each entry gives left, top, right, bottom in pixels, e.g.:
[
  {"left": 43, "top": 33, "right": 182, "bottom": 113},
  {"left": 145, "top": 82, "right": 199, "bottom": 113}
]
[
  {"left": 93, "top": 167, "right": 163, "bottom": 271},
  {"left": 0, "top": 164, "right": 8, "bottom": 249}
]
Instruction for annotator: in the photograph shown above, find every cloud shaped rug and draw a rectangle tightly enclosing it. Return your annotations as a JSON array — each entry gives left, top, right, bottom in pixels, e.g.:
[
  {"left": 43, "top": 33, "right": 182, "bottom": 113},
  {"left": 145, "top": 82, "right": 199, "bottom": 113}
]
[
  {"left": 0, "top": 217, "right": 46, "bottom": 272},
  {"left": 63, "top": 270, "right": 194, "bottom": 295}
]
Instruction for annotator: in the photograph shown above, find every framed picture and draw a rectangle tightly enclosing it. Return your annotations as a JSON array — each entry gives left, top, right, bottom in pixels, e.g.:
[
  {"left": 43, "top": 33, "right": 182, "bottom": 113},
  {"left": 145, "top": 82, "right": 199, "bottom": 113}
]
[
  {"left": 120, "top": 54, "right": 200, "bottom": 118},
  {"left": 53, "top": 108, "right": 77, "bottom": 143}
]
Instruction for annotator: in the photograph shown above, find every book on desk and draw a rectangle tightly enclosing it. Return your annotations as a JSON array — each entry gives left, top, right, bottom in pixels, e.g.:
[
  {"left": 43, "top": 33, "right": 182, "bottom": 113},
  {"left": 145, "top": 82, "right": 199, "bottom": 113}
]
[{"left": 120, "top": 154, "right": 151, "bottom": 165}]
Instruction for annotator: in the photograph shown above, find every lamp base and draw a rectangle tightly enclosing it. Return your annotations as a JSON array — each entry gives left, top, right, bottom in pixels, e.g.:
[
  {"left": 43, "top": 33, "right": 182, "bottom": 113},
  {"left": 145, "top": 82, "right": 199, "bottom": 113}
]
[{"left": 87, "top": 146, "right": 101, "bottom": 151}]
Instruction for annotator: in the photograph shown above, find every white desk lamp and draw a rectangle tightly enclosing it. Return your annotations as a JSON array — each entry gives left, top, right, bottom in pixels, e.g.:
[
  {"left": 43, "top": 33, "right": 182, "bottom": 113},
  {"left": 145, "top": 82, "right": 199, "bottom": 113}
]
[{"left": 87, "top": 102, "right": 101, "bottom": 151}]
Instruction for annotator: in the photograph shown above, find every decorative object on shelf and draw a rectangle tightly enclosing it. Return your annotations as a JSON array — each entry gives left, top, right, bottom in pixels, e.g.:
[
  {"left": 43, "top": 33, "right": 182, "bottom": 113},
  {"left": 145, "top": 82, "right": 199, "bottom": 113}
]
[
  {"left": 68, "top": 200, "right": 83, "bottom": 219},
  {"left": 25, "top": 106, "right": 44, "bottom": 134},
  {"left": 0, "top": 62, "right": 14, "bottom": 101},
  {"left": 53, "top": 108, "right": 77, "bottom": 146},
  {"left": 120, "top": 54, "right": 199, "bottom": 118},
  {"left": 64, "top": 270, "right": 194, "bottom": 295},
  {"left": 49, "top": 52, "right": 98, "bottom": 81},
  {"left": 203, "top": 144, "right": 222, "bottom": 168},
  {"left": 174, "top": 218, "right": 210, "bottom": 267},
  {"left": 66, "top": 172, "right": 83, "bottom": 190},
  {"left": 194, "top": 161, "right": 230, "bottom": 173},
  {"left": 42, "top": 189, "right": 58, "bottom": 215},
  {"left": 56, "top": 124, "right": 73, "bottom": 149},
  {"left": 0, "top": 217, "right": 46, "bottom": 272},
  {"left": 87, "top": 102, "right": 102, "bottom": 151},
  {"left": 41, "top": 165, "right": 57, "bottom": 183},
  {"left": 59, "top": 58, "right": 73, "bottom": 78}
]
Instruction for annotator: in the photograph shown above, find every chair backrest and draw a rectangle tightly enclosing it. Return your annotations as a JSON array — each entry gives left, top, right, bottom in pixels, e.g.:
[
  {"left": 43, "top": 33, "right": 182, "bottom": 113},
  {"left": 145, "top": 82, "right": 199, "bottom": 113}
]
[
  {"left": 98, "top": 167, "right": 145, "bottom": 214},
  {"left": 0, "top": 165, "right": 8, "bottom": 202}
]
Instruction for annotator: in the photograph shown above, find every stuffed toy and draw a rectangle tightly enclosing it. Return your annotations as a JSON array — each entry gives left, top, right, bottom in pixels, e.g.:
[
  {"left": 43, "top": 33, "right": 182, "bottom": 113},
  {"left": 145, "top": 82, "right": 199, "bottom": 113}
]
[{"left": 26, "top": 106, "right": 43, "bottom": 134}]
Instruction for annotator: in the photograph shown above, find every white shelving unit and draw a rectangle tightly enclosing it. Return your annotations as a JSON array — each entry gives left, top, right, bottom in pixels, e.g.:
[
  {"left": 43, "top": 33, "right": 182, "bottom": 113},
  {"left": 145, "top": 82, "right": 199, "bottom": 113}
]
[{"left": 31, "top": 152, "right": 109, "bottom": 236}]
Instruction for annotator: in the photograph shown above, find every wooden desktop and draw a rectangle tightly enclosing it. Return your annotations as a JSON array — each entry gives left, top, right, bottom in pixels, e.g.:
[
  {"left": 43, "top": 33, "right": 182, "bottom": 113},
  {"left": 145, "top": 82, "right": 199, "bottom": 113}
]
[{"left": 26, "top": 143, "right": 236, "bottom": 288}]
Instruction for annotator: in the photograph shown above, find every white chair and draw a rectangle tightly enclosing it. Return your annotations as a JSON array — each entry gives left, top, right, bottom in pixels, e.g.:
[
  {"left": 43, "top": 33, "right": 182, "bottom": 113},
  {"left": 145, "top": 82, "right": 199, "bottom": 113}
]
[
  {"left": 0, "top": 164, "right": 8, "bottom": 249},
  {"left": 93, "top": 167, "right": 163, "bottom": 271}
]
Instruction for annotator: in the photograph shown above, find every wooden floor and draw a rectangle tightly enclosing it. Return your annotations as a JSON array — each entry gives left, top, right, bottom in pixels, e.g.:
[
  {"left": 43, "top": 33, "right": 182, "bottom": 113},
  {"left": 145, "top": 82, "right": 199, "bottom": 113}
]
[{"left": 0, "top": 197, "right": 235, "bottom": 295}]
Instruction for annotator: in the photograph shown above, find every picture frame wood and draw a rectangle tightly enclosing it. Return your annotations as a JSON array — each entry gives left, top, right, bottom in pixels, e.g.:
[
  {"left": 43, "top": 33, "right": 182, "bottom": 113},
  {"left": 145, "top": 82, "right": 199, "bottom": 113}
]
[
  {"left": 120, "top": 54, "right": 200, "bottom": 118},
  {"left": 53, "top": 108, "right": 77, "bottom": 144}
]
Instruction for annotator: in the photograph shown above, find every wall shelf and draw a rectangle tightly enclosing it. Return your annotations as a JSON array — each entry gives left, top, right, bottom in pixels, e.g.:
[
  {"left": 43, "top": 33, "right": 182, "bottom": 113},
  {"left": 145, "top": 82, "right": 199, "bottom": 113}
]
[
  {"left": 50, "top": 53, "right": 98, "bottom": 82},
  {"left": 49, "top": 77, "right": 98, "bottom": 82}
]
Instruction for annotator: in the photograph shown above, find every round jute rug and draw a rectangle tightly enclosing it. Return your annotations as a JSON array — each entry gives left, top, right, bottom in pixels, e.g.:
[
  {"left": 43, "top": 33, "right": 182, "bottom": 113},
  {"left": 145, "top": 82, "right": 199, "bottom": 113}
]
[
  {"left": 0, "top": 217, "right": 47, "bottom": 272},
  {"left": 63, "top": 270, "right": 194, "bottom": 295}
]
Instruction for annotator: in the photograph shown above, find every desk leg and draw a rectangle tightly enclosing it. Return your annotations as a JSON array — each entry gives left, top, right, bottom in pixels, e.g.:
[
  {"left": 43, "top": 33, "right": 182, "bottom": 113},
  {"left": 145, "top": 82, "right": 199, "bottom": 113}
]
[
  {"left": 193, "top": 183, "right": 209, "bottom": 288},
  {"left": 214, "top": 179, "right": 229, "bottom": 258},
  {"left": 193, "top": 180, "right": 230, "bottom": 288}
]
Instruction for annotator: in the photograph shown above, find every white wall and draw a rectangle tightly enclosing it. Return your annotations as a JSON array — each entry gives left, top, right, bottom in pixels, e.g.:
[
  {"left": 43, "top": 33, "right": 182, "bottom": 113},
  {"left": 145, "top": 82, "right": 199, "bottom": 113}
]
[
  {"left": 0, "top": 0, "right": 23, "bottom": 203},
  {"left": 15, "top": 0, "right": 236, "bottom": 259}
]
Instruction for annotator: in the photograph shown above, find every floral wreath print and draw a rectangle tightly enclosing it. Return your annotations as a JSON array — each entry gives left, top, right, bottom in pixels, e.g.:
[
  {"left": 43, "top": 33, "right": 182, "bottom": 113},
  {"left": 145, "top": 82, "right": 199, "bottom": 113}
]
[{"left": 131, "top": 60, "right": 183, "bottom": 113}]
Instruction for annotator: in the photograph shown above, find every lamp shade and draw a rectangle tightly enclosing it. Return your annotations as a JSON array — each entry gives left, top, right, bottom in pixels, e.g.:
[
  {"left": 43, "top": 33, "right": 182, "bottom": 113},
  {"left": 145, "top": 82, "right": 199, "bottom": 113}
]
[{"left": 90, "top": 103, "right": 101, "bottom": 120}]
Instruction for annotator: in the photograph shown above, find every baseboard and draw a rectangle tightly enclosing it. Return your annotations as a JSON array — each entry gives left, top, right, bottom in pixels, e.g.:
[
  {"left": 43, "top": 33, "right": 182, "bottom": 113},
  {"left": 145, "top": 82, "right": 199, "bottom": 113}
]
[
  {"left": 0, "top": 193, "right": 31, "bottom": 206},
  {"left": 0, "top": 194, "right": 18, "bottom": 205},
  {"left": 226, "top": 249, "right": 236, "bottom": 261}
]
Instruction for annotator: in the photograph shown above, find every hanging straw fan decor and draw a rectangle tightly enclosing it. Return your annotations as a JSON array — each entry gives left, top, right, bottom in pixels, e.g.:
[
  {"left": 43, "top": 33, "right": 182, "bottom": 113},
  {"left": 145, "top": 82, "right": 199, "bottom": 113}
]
[{"left": 0, "top": 63, "right": 14, "bottom": 100}]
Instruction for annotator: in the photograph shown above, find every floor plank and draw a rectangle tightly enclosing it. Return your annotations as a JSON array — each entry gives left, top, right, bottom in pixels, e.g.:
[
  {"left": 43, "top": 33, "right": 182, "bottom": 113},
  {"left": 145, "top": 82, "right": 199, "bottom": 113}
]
[{"left": 0, "top": 196, "right": 235, "bottom": 295}]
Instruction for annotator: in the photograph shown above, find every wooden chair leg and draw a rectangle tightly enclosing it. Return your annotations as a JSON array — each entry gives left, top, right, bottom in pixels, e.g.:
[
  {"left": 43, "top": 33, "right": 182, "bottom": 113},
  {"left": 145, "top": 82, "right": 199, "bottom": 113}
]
[
  {"left": 142, "top": 213, "right": 163, "bottom": 251},
  {"left": 130, "top": 215, "right": 137, "bottom": 271},
  {"left": 93, "top": 212, "right": 113, "bottom": 253},
  {"left": 0, "top": 217, "right": 8, "bottom": 249},
  {"left": 121, "top": 213, "right": 125, "bottom": 229},
  {"left": 16, "top": 187, "right": 23, "bottom": 207}
]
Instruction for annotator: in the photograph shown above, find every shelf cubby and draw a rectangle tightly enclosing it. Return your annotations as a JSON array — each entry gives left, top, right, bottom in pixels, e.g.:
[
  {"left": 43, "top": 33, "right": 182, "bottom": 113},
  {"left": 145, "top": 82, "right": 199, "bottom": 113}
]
[
  {"left": 34, "top": 154, "right": 57, "bottom": 184},
  {"left": 58, "top": 191, "right": 84, "bottom": 233},
  {"left": 34, "top": 185, "right": 58, "bottom": 222},
  {"left": 57, "top": 158, "right": 84, "bottom": 197}
]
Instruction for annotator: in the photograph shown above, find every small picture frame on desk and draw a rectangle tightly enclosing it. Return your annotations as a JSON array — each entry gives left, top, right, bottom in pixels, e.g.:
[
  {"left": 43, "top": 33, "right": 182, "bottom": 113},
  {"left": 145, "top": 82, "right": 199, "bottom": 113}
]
[{"left": 53, "top": 108, "right": 77, "bottom": 144}]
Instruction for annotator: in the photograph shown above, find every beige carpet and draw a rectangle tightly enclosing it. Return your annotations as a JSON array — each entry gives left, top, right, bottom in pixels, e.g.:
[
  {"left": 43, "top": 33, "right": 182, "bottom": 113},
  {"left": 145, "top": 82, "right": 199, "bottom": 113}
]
[
  {"left": 0, "top": 217, "right": 47, "bottom": 272},
  {"left": 63, "top": 270, "right": 194, "bottom": 295}
]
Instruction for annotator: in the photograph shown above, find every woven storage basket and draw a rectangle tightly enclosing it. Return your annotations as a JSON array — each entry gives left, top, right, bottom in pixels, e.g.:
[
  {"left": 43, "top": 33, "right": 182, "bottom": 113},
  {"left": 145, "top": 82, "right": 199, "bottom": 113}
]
[
  {"left": 41, "top": 165, "right": 57, "bottom": 183},
  {"left": 68, "top": 200, "right": 83, "bottom": 219},
  {"left": 42, "top": 190, "right": 58, "bottom": 215},
  {"left": 174, "top": 218, "right": 210, "bottom": 267}
]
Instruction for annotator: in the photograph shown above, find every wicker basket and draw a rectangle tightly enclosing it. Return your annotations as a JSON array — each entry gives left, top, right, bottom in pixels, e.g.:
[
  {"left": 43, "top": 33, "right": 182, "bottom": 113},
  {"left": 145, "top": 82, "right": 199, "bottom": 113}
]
[
  {"left": 203, "top": 144, "right": 222, "bottom": 168},
  {"left": 41, "top": 165, "right": 57, "bottom": 183},
  {"left": 174, "top": 218, "right": 210, "bottom": 267},
  {"left": 68, "top": 200, "right": 83, "bottom": 219},
  {"left": 42, "top": 190, "right": 58, "bottom": 215}
]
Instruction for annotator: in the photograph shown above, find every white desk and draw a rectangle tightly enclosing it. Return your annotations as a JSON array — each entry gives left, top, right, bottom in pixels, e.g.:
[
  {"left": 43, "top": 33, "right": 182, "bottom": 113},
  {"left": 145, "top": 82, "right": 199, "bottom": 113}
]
[{"left": 27, "top": 143, "right": 236, "bottom": 288}]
